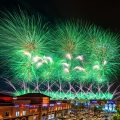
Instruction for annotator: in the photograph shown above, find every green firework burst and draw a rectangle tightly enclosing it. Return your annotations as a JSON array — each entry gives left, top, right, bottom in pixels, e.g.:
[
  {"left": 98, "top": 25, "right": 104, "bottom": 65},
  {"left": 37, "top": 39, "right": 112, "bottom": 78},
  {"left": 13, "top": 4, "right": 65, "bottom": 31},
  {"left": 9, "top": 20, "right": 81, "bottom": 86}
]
[
  {"left": 85, "top": 25, "right": 120, "bottom": 82},
  {"left": 0, "top": 11, "right": 50, "bottom": 81},
  {"left": 0, "top": 13, "right": 119, "bottom": 83},
  {"left": 50, "top": 21, "right": 88, "bottom": 82},
  {"left": 51, "top": 21, "right": 120, "bottom": 83},
  {"left": 52, "top": 21, "right": 86, "bottom": 56}
]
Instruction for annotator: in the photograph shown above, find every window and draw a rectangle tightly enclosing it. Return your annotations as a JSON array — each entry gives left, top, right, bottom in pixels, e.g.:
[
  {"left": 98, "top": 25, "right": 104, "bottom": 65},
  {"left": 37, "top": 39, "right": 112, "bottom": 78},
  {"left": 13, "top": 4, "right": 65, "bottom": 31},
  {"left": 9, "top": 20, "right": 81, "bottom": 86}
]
[
  {"left": 23, "top": 111, "right": 26, "bottom": 116},
  {"left": 16, "top": 111, "right": 19, "bottom": 117},
  {"left": 5, "top": 111, "right": 9, "bottom": 116}
]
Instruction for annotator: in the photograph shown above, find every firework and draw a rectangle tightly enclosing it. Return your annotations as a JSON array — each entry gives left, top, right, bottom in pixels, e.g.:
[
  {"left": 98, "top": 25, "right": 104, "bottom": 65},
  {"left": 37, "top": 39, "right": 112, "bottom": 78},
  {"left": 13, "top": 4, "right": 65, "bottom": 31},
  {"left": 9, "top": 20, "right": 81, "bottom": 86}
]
[
  {"left": 50, "top": 21, "right": 87, "bottom": 81},
  {"left": 0, "top": 12, "right": 119, "bottom": 83},
  {"left": 3, "top": 80, "right": 120, "bottom": 100},
  {"left": 51, "top": 21, "right": 120, "bottom": 82},
  {"left": 37, "top": 55, "right": 63, "bottom": 82},
  {"left": 85, "top": 25, "right": 120, "bottom": 82},
  {"left": 52, "top": 21, "right": 86, "bottom": 56},
  {"left": 0, "top": 11, "right": 50, "bottom": 81}
]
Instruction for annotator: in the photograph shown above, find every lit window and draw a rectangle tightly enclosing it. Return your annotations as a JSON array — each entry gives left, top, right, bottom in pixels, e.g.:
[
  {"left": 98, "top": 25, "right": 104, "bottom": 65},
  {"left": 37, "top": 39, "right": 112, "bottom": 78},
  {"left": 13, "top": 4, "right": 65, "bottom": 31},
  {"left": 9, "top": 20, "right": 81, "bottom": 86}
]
[
  {"left": 23, "top": 111, "right": 26, "bottom": 116},
  {"left": 16, "top": 111, "right": 19, "bottom": 117}
]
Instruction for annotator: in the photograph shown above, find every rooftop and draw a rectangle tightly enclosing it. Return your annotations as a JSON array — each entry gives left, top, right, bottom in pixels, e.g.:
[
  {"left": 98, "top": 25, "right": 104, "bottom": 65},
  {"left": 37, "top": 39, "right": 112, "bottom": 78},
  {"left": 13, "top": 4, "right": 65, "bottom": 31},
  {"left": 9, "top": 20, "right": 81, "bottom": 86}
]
[
  {"left": 17, "top": 93, "right": 50, "bottom": 98},
  {"left": 0, "top": 93, "right": 13, "bottom": 97}
]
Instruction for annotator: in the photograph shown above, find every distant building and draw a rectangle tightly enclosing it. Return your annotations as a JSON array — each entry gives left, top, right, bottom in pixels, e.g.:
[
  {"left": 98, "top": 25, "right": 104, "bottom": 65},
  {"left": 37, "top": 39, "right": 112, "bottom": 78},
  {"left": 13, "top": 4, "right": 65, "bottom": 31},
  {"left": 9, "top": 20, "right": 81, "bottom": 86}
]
[{"left": 0, "top": 93, "right": 71, "bottom": 120}]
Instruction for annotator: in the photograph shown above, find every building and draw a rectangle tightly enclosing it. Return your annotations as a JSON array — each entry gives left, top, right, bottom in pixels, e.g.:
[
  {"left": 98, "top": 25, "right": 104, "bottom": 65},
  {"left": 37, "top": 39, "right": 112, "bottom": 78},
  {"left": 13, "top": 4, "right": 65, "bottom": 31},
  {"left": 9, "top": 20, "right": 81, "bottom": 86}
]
[
  {"left": 0, "top": 93, "right": 14, "bottom": 120},
  {"left": 47, "top": 100, "right": 71, "bottom": 119},
  {"left": 0, "top": 93, "right": 71, "bottom": 120}
]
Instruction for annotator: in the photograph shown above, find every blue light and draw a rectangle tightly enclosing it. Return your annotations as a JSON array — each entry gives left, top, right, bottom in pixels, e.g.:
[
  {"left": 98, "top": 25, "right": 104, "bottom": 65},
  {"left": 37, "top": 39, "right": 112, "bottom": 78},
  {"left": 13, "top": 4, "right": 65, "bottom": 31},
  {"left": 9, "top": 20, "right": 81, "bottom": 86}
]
[
  {"left": 107, "top": 100, "right": 115, "bottom": 104},
  {"left": 24, "top": 104, "right": 30, "bottom": 107},
  {"left": 90, "top": 100, "right": 97, "bottom": 104},
  {"left": 50, "top": 104, "right": 54, "bottom": 107},
  {"left": 103, "top": 103, "right": 117, "bottom": 113},
  {"left": 15, "top": 104, "right": 19, "bottom": 107},
  {"left": 57, "top": 102, "right": 61, "bottom": 105}
]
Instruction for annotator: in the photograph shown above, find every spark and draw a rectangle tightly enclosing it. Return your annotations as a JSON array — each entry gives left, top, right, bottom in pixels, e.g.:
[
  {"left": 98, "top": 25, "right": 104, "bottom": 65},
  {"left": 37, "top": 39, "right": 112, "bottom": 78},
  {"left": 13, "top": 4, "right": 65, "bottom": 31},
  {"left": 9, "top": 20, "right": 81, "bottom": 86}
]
[
  {"left": 23, "top": 50, "right": 31, "bottom": 58},
  {"left": 93, "top": 65, "right": 100, "bottom": 70},
  {"left": 76, "top": 55, "right": 84, "bottom": 61},
  {"left": 64, "top": 68, "right": 69, "bottom": 73},
  {"left": 62, "top": 63, "right": 69, "bottom": 68},
  {"left": 36, "top": 62, "right": 43, "bottom": 68},
  {"left": 103, "top": 60, "right": 107, "bottom": 65},
  {"left": 74, "top": 66, "right": 85, "bottom": 72},
  {"left": 32, "top": 56, "right": 41, "bottom": 63},
  {"left": 45, "top": 56, "right": 53, "bottom": 63},
  {"left": 42, "top": 59, "right": 48, "bottom": 64},
  {"left": 65, "top": 53, "right": 72, "bottom": 60}
]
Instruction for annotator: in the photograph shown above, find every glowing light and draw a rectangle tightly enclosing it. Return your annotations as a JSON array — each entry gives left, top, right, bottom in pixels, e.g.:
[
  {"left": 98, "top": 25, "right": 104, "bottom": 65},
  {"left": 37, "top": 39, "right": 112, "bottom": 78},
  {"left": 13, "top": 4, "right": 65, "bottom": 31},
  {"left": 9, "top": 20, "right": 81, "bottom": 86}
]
[
  {"left": 42, "top": 59, "right": 48, "bottom": 64},
  {"left": 76, "top": 55, "right": 84, "bottom": 61},
  {"left": 74, "top": 66, "right": 85, "bottom": 72},
  {"left": 23, "top": 51, "right": 31, "bottom": 58},
  {"left": 62, "top": 63, "right": 69, "bottom": 68},
  {"left": 32, "top": 56, "right": 41, "bottom": 63},
  {"left": 65, "top": 53, "right": 72, "bottom": 60},
  {"left": 64, "top": 68, "right": 69, "bottom": 73},
  {"left": 45, "top": 56, "right": 53, "bottom": 63},
  {"left": 103, "top": 60, "right": 107, "bottom": 65},
  {"left": 36, "top": 62, "right": 43, "bottom": 68},
  {"left": 93, "top": 65, "right": 100, "bottom": 70}
]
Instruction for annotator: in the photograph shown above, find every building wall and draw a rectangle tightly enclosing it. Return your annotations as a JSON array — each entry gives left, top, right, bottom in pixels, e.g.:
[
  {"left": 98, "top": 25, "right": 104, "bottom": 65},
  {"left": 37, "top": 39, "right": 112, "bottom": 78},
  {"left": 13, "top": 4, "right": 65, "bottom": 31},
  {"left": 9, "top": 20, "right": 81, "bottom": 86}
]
[
  {"left": 0, "top": 106, "right": 13, "bottom": 119},
  {"left": 0, "top": 99, "right": 71, "bottom": 120}
]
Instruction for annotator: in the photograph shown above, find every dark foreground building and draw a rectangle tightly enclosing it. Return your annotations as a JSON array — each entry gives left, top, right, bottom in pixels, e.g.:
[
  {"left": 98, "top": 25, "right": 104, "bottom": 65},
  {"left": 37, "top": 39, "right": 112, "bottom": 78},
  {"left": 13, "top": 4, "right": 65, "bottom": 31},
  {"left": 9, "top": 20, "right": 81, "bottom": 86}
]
[{"left": 0, "top": 93, "right": 71, "bottom": 120}]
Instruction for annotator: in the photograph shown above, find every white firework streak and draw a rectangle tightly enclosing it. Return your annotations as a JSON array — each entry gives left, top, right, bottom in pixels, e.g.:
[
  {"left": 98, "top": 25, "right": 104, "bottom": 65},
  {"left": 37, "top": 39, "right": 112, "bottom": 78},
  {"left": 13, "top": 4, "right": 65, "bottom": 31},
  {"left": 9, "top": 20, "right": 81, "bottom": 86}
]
[
  {"left": 76, "top": 55, "right": 84, "bottom": 61},
  {"left": 74, "top": 66, "right": 85, "bottom": 72},
  {"left": 2, "top": 79, "right": 120, "bottom": 100}
]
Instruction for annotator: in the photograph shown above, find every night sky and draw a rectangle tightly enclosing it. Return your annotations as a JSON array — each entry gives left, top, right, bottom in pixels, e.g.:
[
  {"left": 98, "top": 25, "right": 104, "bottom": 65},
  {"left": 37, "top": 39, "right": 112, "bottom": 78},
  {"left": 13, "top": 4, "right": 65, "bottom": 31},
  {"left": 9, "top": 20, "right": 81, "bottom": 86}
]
[
  {"left": 1, "top": 0, "right": 120, "bottom": 32},
  {"left": 0, "top": 0, "right": 120, "bottom": 91}
]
